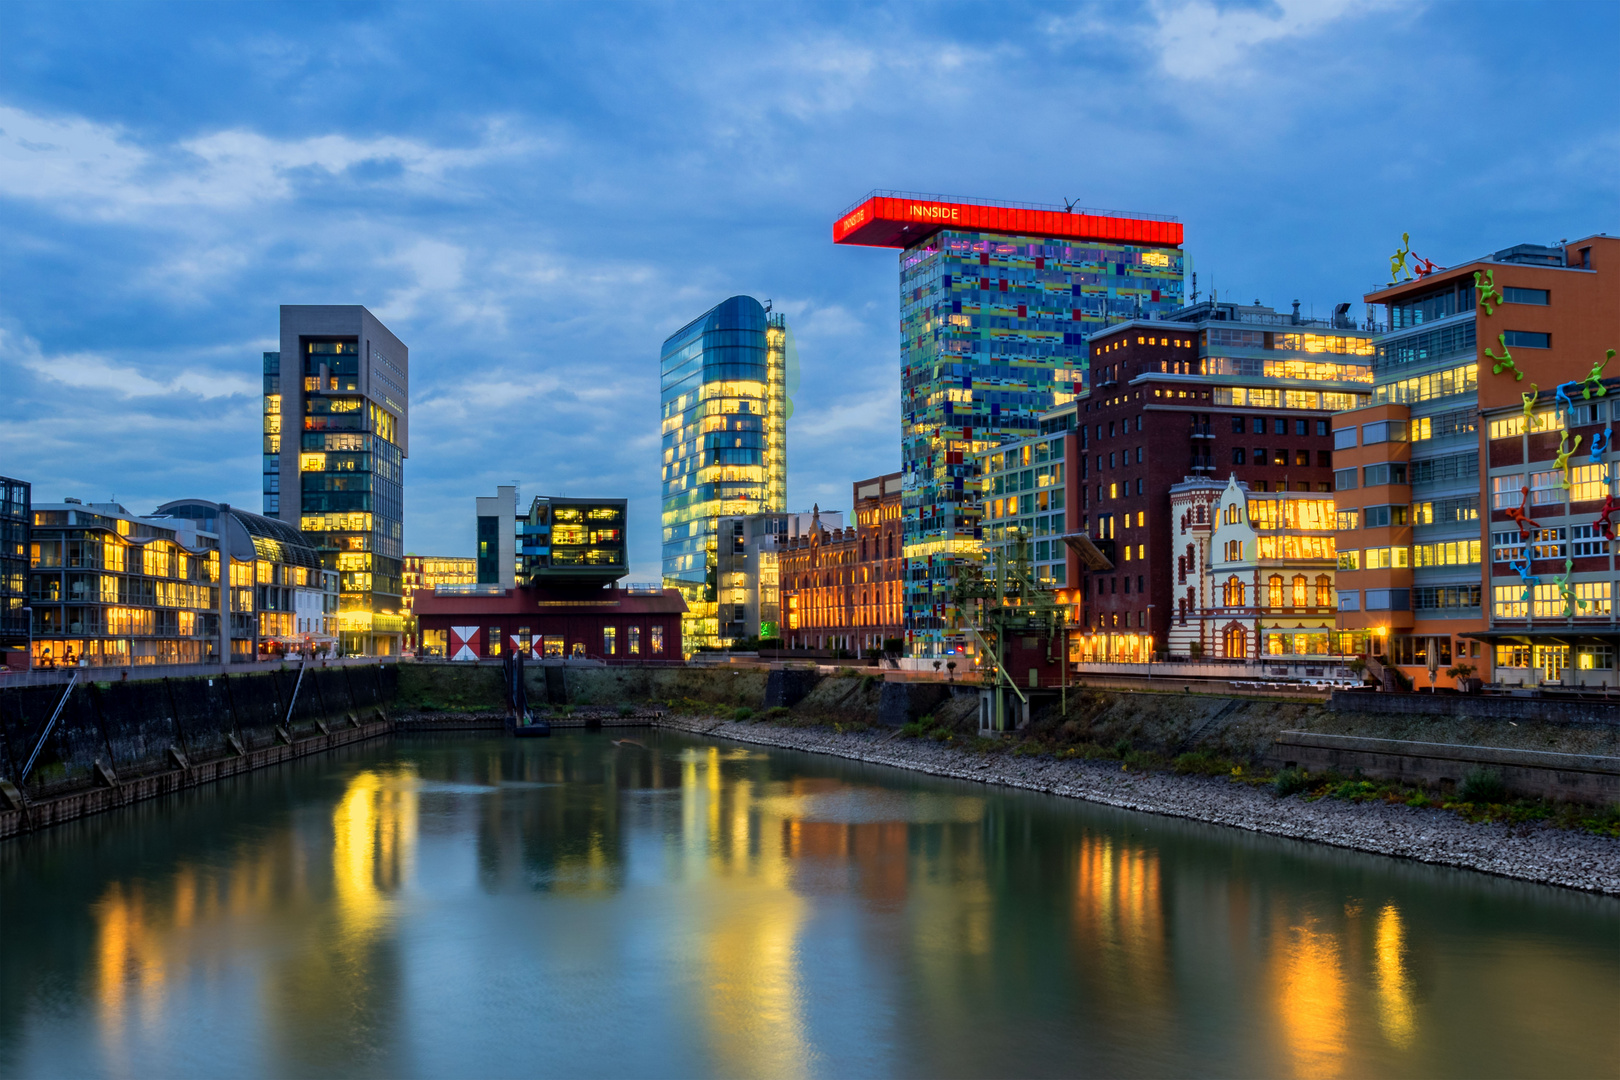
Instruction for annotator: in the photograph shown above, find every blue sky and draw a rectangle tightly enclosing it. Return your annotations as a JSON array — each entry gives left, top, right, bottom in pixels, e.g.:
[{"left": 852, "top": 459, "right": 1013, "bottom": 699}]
[{"left": 1, "top": 1, "right": 1614, "bottom": 579}]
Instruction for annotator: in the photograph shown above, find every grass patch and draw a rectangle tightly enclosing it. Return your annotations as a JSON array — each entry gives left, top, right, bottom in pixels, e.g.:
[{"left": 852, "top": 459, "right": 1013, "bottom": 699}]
[
  {"left": 1459, "top": 767, "right": 1508, "bottom": 804},
  {"left": 1273, "top": 767, "right": 1311, "bottom": 798},
  {"left": 732, "top": 707, "right": 754, "bottom": 722}
]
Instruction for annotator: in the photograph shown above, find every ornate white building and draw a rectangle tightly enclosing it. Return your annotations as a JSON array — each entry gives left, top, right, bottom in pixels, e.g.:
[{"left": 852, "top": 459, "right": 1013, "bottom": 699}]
[{"left": 1167, "top": 476, "right": 1338, "bottom": 659}]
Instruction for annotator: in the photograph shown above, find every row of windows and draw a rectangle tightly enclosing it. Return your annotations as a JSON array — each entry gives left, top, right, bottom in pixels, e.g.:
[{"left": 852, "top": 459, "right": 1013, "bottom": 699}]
[
  {"left": 1491, "top": 524, "right": 1610, "bottom": 562},
  {"left": 1233, "top": 449, "right": 1329, "bottom": 467},
  {"left": 1491, "top": 466, "right": 1612, "bottom": 508},
  {"left": 1216, "top": 574, "right": 1334, "bottom": 608},
  {"left": 1488, "top": 400, "right": 1610, "bottom": 439},
  {"left": 1336, "top": 497, "right": 1480, "bottom": 531},
  {"left": 1491, "top": 581, "right": 1611, "bottom": 618}
]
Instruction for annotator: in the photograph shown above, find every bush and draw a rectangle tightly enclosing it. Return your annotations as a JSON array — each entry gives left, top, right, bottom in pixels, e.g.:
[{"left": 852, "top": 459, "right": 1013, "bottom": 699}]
[
  {"left": 616, "top": 704, "right": 634, "bottom": 717},
  {"left": 1274, "top": 768, "right": 1311, "bottom": 797},
  {"left": 762, "top": 705, "right": 791, "bottom": 720},
  {"left": 1459, "top": 767, "right": 1508, "bottom": 804},
  {"left": 859, "top": 674, "right": 876, "bottom": 693},
  {"left": 1112, "top": 738, "right": 1133, "bottom": 758},
  {"left": 732, "top": 707, "right": 754, "bottom": 722}
]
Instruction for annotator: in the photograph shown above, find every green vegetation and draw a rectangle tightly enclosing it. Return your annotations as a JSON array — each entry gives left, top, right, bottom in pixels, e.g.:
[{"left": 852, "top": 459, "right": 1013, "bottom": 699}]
[
  {"left": 1459, "top": 767, "right": 1508, "bottom": 804},
  {"left": 732, "top": 707, "right": 754, "bottom": 722},
  {"left": 762, "top": 706, "right": 792, "bottom": 720},
  {"left": 616, "top": 704, "right": 634, "bottom": 717}
]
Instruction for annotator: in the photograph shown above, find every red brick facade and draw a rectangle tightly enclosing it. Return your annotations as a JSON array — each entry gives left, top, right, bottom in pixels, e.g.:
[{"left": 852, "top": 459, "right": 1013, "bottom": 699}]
[{"left": 781, "top": 474, "right": 904, "bottom": 652}]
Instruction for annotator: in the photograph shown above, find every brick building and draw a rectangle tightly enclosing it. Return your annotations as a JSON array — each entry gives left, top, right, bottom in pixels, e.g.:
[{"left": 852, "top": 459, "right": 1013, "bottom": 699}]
[
  {"left": 1338, "top": 234, "right": 1619, "bottom": 689},
  {"left": 978, "top": 299, "right": 1375, "bottom": 661},
  {"left": 781, "top": 474, "right": 904, "bottom": 653}
]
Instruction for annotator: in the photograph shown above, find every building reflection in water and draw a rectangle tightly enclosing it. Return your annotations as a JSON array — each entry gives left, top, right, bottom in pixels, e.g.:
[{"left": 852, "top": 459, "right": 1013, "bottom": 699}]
[
  {"left": 1272, "top": 908, "right": 1348, "bottom": 1079},
  {"left": 1373, "top": 902, "right": 1415, "bottom": 1049},
  {"left": 90, "top": 765, "right": 421, "bottom": 1073},
  {"left": 1070, "top": 833, "right": 1170, "bottom": 1027}
]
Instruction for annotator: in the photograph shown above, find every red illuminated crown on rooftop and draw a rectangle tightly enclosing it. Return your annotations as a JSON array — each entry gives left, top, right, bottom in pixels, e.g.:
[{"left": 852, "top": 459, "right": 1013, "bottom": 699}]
[{"left": 832, "top": 190, "right": 1183, "bottom": 249}]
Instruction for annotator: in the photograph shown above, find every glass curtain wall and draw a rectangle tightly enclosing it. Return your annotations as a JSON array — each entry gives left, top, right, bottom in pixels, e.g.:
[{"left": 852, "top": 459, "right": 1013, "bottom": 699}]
[
  {"left": 660, "top": 296, "right": 788, "bottom": 651},
  {"left": 297, "top": 338, "right": 406, "bottom": 654},
  {"left": 899, "top": 231, "right": 1184, "bottom": 655}
]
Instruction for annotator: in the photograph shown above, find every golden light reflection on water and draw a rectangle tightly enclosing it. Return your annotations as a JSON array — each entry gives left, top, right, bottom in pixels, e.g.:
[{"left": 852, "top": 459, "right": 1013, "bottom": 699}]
[
  {"left": 1374, "top": 903, "right": 1416, "bottom": 1049},
  {"left": 1272, "top": 911, "right": 1348, "bottom": 1079},
  {"left": 331, "top": 767, "right": 418, "bottom": 943},
  {"left": 1071, "top": 833, "right": 1170, "bottom": 1029}
]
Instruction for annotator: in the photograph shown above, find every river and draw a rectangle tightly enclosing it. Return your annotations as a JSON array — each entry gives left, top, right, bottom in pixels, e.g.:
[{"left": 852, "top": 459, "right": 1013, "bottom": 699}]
[{"left": 1, "top": 731, "right": 1615, "bottom": 1078}]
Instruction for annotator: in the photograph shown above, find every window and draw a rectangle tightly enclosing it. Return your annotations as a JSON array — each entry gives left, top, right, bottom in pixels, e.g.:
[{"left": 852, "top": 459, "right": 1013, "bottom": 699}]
[
  {"left": 1223, "top": 539, "right": 1243, "bottom": 561},
  {"left": 1492, "top": 474, "right": 1526, "bottom": 510},
  {"left": 650, "top": 625, "right": 665, "bottom": 654},
  {"left": 1333, "top": 427, "right": 1357, "bottom": 449},
  {"left": 1413, "top": 540, "right": 1481, "bottom": 566},
  {"left": 1289, "top": 575, "right": 1308, "bottom": 608},
  {"left": 1410, "top": 410, "right": 1477, "bottom": 443},
  {"left": 1231, "top": 417, "right": 1246, "bottom": 433},
  {"left": 1411, "top": 452, "right": 1479, "bottom": 486},
  {"left": 1530, "top": 469, "right": 1563, "bottom": 506},
  {"left": 1270, "top": 419, "right": 1284, "bottom": 436},
  {"left": 1293, "top": 450, "right": 1309, "bottom": 466},
  {"left": 1374, "top": 363, "right": 1477, "bottom": 405},
  {"left": 628, "top": 626, "right": 641, "bottom": 655},
  {"left": 1363, "top": 504, "right": 1408, "bottom": 528},
  {"left": 1412, "top": 496, "right": 1479, "bottom": 525},
  {"left": 1336, "top": 509, "right": 1359, "bottom": 530},
  {"left": 1365, "top": 589, "right": 1411, "bottom": 611},
  {"left": 487, "top": 627, "right": 502, "bottom": 657},
  {"left": 1489, "top": 415, "right": 1526, "bottom": 440},
  {"left": 603, "top": 626, "right": 617, "bottom": 655},
  {"left": 1218, "top": 573, "right": 1244, "bottom": 608},
  {"left": 1233, "top": 448, "right": 1247, "bottom": 465},
  {"left": 1530, "top": 527, "right": 1566, "bottom": 560},
  {"left": 1572, "top": 523, "right": 1610, "bottom": 557},
  {"left": 1337, "top": 549, "right": 1360, "bottom": 570},
  {"left": 1414, "top": 585, "right": 1481, "bottom": 610},
  {"left": 1363, "top": 463, "right": 1408, "bottom": 487},
  {"left": 1252, "top": 417, "right": 1266, "bottom": 433},
  {"left": 543, "top": 635, "right": 565, "bottom": 657},
  {"left": 1338, "top": 590, "right": 1360, "bottom": 611},
  {"left": 1503, "top": 287, "right": 1549, "bottom": 305},
  {"left": 1576, "top": 581, "right": 1612, "bottom": 616},
  {"left": 1492, "top": 530, "right": 1526, "bottom": 564},
  {"left": 1315, "top": 575, "right": 1332, "bottom": 607},
  {"left": 1495, "top": 643, "right": 1531, "bottom": 666},
  {"left": 1255, "top": 447, "right": 1268, "bottom": 465},
  {"left": 1493, "top": 585, "right": 1529, "bottom": 618},
  {"left": 1365, "top": 545, "right": 1410, "bottom": 568},
  {"left": 1503, "top": 331, "right": 1551, "bottom": 349},
  {"left": 1334, "top": 468, "right": 1358, "bottom": 491},
  {"left": 1570, "top": 464, "right": 1610, "bottom": 502},
  {"left": 1361, "top": 421, "right": 1407, "bottom": 444},
  {"left": 1577, "top": 645, "right": 1613, "bottom": 671}
]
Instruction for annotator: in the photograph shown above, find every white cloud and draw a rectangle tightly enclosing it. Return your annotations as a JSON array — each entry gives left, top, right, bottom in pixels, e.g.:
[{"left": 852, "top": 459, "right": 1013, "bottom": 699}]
[
  {"left": 0, "top": 327, "right": 256, "bottom": 399},
  {"left": 0, "top": 105, "right": 545, "bottom": 220},
  {"left": 1146, "top": 0, "right": 1387, "bottom": 81}
]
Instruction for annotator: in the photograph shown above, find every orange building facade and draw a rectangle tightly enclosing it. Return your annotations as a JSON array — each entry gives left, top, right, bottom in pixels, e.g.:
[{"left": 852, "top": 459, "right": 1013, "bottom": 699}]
[
  {"left": 781, "top": 474, "right": 904, "bottom": 653},
  {"left": 1336, "top": 234, "right": 1619, "bottom": 688}
]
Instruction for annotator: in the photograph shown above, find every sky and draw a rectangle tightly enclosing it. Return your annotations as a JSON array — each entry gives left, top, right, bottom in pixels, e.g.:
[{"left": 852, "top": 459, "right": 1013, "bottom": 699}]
[{"left": 1, "top": 1, "right": 1615, "bottom": 580}]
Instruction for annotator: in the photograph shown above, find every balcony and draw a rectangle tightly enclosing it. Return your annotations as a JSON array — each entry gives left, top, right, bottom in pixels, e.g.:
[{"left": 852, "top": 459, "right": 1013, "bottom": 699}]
[
  {"left": 1191, "top": 455, "right": 1215, "bottom": 471},
  {"left": 1190, "top": 424, "right": 1213, "bottom": 438}
]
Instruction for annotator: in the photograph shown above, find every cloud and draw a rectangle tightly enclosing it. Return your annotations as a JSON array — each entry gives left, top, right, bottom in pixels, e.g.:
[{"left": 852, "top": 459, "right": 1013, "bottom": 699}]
[
  {"left": 1145, "top": 0, "right": 1388, "bottom": 80},
  {"left": 0, "top": 104, "right": 545, "bottom": 220},
  {"left": 1, "top": 326, "right": 256, "bottom": 399}
]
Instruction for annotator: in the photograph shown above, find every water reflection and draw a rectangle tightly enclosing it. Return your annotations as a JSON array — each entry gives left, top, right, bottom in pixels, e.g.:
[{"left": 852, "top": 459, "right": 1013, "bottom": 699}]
[{"left": 2, "top": 733, "right": 1615, "bottom": 1079}]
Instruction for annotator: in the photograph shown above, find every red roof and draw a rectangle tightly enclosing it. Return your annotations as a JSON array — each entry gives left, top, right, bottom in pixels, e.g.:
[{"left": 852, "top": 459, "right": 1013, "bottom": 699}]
[
  {"left": 414, "top": 586, "right": 687, "bottom": 617},
  {"left": 833, "top": 193, "right": 1183, "bottom": 249}
]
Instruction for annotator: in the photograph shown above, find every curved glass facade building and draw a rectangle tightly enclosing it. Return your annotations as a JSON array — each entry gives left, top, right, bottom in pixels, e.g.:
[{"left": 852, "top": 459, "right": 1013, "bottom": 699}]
[{"left": 660, "top": 296, "right": 788, "bottom": 650}]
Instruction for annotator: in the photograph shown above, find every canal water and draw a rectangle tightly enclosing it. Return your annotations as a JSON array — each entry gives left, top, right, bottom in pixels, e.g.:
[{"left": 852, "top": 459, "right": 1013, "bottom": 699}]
[{"left": 1, "top": 731, "right": 1615, "bottom": 1079}]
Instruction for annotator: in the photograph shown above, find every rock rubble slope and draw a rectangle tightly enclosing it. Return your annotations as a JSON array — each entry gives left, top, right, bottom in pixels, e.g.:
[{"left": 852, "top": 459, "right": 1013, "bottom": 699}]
[{"left": 661, "top": 716, "right": 1620, "bottom": 896}]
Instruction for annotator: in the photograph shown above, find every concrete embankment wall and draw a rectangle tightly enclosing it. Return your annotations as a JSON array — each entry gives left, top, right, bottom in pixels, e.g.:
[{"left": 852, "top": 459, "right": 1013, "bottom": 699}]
[
  {"left": 0, "top": 664, "right": 396, "bottom": 806},
  {"left": 1269, "top": 731, "right": 1620, "bottom": 804}
]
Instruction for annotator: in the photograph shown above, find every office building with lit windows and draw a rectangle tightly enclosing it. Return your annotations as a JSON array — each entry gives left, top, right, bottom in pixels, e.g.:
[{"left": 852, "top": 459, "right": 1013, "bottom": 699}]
[
  {"left": 266, "top": 306, "right": 409, "bottom": 656},
  {"left": 660, "top": 296, "right": 788, "bottom": 651},
  {"left": 832, "top": 192, "right": 1184, "bottom": 657},
  {"left": 1, "top": 476, "right": 29, "bottom": 668},
  {"left": 1338, "top": 234, "right": 1619, "bottom": 690},
  {"left": 974, "top": 297, "right": 1375, "bottom": 664}
]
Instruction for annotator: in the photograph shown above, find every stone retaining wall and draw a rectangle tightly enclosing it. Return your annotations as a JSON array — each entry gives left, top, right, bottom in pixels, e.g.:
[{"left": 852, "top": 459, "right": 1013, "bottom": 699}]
[
  {"left": 1329, "top": 690, "right": 1620, "bottom": 726},
  {"left": 1269, "top": 731, "right": 1620, "bottom": 803}
]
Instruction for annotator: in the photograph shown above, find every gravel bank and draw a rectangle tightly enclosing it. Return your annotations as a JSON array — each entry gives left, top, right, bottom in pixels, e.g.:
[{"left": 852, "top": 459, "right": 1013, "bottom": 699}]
[{"left": 660, "top": 716, "right": 1620, "bottom": 896}]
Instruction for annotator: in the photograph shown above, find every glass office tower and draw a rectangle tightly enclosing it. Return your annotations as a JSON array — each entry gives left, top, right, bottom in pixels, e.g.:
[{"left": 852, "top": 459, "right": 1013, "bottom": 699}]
[
  {"left": 833, "top": 193, "right": 1184, "bottom": 656},
  {"left": 660, "top": 295, "right": 789, "bottom": 651},
  {"left": 270, "top": 306, "right": 409, "bottom": 656}
]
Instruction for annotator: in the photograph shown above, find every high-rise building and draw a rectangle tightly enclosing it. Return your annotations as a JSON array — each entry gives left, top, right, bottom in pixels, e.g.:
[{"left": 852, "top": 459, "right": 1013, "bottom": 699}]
[
  {"left": 833, "top": 192, "right": 1185, "bottom": 656},
  {"left": 476, "top": 485, "right": 518, "bottom": 588},
  {"left": 1, "top": 476, "right": 29, "bottom": 669},
  {"left": 660, "top": 295, "right": 789, "bottom": 651},
  {"left": 520, "top": 495, "right": 628, "bottom": 585},
  {"left": 267, "top": 306, "right": 409, "bottom": 656},
  {"left": 1337, "top": 234, "right": 1619, "bottom": 689}
]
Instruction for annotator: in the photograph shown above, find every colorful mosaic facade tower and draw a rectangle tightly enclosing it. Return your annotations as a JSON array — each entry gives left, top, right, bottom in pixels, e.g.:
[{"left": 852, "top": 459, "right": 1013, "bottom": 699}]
[{"left": 833, "top": 192, "right": 1185, "bottom": 656}]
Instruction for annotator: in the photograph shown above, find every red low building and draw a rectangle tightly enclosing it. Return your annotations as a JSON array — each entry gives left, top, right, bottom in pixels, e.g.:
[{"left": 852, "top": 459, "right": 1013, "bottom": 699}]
[{"left": 414, "top": 584, "right": 685, "bottom": 662}]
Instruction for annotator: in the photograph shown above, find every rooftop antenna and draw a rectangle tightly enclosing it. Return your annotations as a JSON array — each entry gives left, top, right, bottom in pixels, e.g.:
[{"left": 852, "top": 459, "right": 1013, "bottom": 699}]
[
  {"left": 764, "top": 299, "right": 773, "bottom": 314},
  {"left": 1191, "top": 271, "right": 1198, "bottom": 304},
  {"left": 1062, "top": 197, "right": 1078, "bottom": 213}
]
